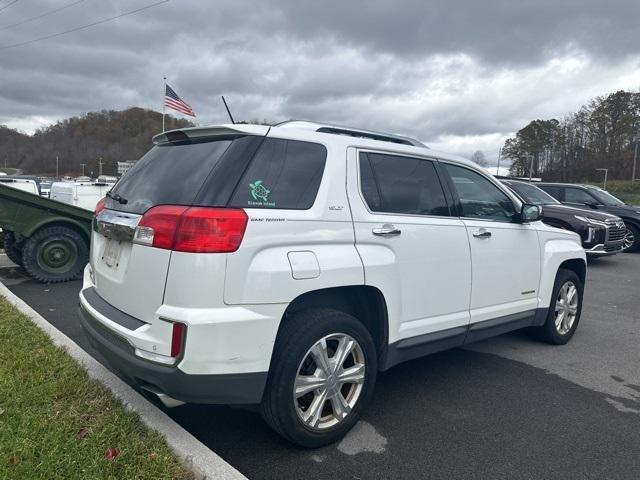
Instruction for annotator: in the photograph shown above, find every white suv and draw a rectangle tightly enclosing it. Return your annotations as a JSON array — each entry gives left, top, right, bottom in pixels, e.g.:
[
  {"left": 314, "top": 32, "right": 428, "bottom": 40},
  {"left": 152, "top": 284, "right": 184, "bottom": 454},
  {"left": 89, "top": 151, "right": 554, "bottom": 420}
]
[{"left": 79, "top": 121, "right": 586, "bottom": 447}]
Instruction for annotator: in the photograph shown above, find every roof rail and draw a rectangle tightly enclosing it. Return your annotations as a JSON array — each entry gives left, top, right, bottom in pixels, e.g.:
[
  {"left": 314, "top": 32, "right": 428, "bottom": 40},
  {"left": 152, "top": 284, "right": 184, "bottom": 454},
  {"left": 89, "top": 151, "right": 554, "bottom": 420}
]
[{"left": 275, "top": 120, "right": 428, "bottom": 148}]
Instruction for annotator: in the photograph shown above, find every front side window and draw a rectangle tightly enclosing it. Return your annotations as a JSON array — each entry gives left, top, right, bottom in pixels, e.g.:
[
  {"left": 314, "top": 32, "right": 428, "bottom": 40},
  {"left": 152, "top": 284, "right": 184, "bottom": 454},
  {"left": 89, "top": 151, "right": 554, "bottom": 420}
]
[
  {"left": 444, "top": 164, "right": 516, "bottom": 221},
  {"left": 359, "top": 152, "right": 450, "bottom": 216},
  {"left": 230, "top": 138, "right": 326, "bottom": 210}
]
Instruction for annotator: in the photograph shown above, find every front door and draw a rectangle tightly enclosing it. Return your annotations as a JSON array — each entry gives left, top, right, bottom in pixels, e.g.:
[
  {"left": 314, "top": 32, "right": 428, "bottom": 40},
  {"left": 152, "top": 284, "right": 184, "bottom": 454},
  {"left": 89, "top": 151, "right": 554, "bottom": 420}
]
[
  {"left": 347, "top": 149, "right": 472, "bottom": 347},
  {"left": 441, "top": 163, "right": 541, "bottom": 327}
]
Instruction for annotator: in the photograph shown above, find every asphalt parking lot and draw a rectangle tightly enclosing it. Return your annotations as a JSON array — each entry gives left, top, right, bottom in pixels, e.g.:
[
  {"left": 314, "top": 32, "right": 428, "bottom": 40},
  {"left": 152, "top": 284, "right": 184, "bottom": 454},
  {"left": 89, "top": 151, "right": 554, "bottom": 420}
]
[{"left": 2, "top": 253, "right": 640, "bottom": 480}]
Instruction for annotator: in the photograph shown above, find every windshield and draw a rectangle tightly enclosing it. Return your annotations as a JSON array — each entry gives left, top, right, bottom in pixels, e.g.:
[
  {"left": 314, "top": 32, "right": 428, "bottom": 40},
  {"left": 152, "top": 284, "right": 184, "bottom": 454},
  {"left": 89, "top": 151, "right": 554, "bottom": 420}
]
[
  {"left": 505, "top": 181, "right": 560, "bottom": 205},
  {"left": 106, "top": 138, "right": 233, "bottom": 214},
  {"left": 587, "top": 188, "right": 625, "bottom": 206}
]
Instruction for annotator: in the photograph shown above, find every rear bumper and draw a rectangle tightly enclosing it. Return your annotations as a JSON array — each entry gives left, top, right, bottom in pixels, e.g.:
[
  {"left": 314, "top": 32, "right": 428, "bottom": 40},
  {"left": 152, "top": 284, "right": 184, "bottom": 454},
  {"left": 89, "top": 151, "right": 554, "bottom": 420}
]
[{"left": 78, "top": 302, "right": 268, "bottom": 405}]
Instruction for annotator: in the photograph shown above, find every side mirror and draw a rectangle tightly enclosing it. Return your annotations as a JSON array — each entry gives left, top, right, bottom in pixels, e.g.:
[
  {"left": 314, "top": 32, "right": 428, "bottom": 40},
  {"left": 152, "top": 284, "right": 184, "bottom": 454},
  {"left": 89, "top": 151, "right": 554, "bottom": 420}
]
[
  {"left": 520, "top": 203, "right": 543, "bottom": 223},
  {"left": 584, "top": 201, "right": 599, "bottom": 209}
]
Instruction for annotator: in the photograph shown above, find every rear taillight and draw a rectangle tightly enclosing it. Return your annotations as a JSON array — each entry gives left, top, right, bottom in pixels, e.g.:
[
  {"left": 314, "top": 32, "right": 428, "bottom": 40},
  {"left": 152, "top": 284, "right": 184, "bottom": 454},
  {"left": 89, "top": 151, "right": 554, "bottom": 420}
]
[
  {"left": 95, "top": 197, "right": 106, "bottom": 216},
  {"left": 134, "top": 205, "right": 248, "bottom": 253},
  {"left": 170, "top": 322, "right": 186, "bottom": 358},
  {"left": 135, "top": 205, "right": 188, "bottom": 250}
]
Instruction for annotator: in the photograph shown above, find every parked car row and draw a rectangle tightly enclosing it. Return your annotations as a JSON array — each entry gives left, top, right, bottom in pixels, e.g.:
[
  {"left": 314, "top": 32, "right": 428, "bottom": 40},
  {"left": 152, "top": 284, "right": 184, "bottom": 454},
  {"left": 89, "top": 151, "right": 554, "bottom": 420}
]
[
  {"left": 501, "top": 180, "right": 630, "bottom": 256},
  {"left": 537, "top": 182, "right": 640, "bottom": 253}
]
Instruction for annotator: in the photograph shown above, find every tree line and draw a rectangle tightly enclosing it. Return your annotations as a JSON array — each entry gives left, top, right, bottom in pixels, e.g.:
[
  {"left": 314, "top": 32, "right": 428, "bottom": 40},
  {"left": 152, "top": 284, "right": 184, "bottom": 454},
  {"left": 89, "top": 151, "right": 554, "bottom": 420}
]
[
  {"left": 4, "top": 93, "right": 638, "bottom": 182},
  {"left": 0, "top": 108, "right": 193, "bottom": 177},
  {"left": 503, "top": 90, "right": 640, "bottom": 181}
]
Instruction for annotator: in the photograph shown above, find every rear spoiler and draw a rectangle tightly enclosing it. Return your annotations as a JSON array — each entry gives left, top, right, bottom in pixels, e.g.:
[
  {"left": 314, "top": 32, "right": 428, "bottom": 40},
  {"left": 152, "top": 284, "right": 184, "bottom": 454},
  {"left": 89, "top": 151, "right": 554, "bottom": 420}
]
[{"left": 152, "top": 125, "right": 270, "bottom": 145}]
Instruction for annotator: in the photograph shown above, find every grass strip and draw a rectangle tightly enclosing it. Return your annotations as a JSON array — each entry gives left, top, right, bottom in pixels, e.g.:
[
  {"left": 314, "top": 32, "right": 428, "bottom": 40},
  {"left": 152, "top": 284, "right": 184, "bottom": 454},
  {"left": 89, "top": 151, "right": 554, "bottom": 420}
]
[{"left": 0, "top": 297, "right": 194, "bottom": 480}]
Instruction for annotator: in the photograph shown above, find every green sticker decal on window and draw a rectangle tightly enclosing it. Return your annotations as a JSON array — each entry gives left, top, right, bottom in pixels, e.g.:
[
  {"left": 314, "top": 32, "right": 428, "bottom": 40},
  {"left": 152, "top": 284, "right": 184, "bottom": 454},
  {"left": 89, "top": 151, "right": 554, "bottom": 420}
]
[{"left": 248, "top": 180, "right": 275, "bottom": 206}]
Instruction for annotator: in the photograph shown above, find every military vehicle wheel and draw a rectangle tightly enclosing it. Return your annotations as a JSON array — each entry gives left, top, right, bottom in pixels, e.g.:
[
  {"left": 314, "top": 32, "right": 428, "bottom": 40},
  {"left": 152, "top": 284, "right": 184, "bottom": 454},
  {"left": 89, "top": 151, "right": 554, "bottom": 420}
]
[
  {"left": 3, "top": 231, "right": 24, "bottom": 266},
  {"left": 22, "top": 226, "right": 88, "bottom": 283}
]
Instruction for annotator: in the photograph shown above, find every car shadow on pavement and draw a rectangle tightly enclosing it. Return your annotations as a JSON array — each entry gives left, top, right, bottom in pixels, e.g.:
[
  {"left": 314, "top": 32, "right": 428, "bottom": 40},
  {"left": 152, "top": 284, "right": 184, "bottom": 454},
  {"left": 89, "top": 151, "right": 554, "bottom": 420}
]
[{"left": 167, "top": 346, "right": 640, "bottom": 480}]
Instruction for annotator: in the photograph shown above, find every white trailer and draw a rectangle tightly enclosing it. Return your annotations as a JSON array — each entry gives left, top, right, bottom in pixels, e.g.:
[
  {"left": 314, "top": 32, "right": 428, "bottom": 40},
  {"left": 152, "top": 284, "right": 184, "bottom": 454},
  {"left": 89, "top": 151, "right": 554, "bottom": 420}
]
[{"left": 50, "top": 181, "right": 114, "bottom": 211}]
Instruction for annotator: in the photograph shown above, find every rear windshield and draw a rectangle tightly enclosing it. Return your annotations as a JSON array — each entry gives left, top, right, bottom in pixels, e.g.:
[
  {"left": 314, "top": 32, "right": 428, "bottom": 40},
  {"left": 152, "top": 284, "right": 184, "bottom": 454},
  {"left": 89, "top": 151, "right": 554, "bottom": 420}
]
[
  {"left": 106, "top": 138, "right": 233, "bottom": 214},
  {"left": 105, "top": 134, "right": 326, "bottom": 214}
]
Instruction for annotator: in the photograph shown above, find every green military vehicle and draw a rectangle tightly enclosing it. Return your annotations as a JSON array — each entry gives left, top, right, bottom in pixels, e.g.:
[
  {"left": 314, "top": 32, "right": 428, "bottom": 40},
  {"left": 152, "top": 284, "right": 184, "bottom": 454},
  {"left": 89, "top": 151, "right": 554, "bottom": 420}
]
[{"left": 0, "top": 183, "right": 93, "bottom": 283}]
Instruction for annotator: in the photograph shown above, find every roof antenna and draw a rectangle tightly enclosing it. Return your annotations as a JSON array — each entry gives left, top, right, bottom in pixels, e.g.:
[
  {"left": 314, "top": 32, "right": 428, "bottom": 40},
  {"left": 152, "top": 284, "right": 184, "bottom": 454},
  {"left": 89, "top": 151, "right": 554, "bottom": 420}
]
[{"left": 221, "top": 96, "right": 235, "bottom": 124}]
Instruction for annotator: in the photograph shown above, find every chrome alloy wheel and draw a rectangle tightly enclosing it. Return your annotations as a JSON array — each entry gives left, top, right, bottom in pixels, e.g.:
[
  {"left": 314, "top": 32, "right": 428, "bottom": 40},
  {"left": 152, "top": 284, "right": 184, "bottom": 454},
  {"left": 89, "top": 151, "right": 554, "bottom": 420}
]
[
  {"left": 622, "top": 227, "right": 635, "bottom": 251},
  {"left": 293, "top": 333, "right": 366, "bottom": 430},
  {"left": 554, "top": 281, "right": 579, "bottom": 335}
]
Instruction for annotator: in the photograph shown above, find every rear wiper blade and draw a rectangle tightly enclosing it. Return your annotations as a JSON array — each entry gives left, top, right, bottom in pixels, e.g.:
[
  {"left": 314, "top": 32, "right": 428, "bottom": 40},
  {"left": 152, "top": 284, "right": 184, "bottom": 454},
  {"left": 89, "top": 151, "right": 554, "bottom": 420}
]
[{"left": 106, "top": 190, "right": 128, "bottom": 205}]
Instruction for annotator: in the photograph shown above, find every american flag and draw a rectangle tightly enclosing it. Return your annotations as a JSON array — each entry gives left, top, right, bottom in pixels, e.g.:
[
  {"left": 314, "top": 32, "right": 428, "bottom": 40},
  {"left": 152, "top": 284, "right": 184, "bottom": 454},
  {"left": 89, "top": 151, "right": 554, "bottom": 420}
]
[{"left": 164, "top": 84, "right": 196, "bottom": 117}]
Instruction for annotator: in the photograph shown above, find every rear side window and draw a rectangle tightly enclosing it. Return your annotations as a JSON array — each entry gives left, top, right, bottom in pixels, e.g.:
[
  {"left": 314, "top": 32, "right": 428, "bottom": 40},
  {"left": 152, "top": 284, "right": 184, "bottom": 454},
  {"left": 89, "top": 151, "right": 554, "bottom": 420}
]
[
  {"left": 230, "top": 138, "right": 326, "bottom": 210},
  {"left": 359, "top": 152, "right": 450, "bottom": 216},
  {"left": 107, "top": 138, "right": 233, "bottom": 214},
  {"left": 539, "top": 185, "right": 563, "bottom": 200}
]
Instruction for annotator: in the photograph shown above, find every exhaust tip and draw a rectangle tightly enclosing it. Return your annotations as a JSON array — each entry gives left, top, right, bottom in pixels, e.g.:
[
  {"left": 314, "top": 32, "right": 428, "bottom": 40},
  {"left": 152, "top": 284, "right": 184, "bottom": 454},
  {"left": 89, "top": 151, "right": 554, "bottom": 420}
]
[{"left": 140, "top": 386, "right": 186, "bottom": 408}]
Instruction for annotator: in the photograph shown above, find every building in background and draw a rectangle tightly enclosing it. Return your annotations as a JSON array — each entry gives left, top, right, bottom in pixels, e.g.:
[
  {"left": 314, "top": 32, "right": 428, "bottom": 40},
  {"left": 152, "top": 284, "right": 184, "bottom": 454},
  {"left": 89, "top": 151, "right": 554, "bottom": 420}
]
[{"left": 117, "top": 160, "right": 137, "bottom": 176}]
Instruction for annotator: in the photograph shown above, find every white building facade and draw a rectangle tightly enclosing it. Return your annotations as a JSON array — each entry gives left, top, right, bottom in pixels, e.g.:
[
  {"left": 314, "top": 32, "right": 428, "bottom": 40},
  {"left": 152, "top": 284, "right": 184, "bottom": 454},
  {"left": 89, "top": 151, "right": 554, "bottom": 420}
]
[{"left": 117, "top": 160, "right": 137, "bottom": 176}]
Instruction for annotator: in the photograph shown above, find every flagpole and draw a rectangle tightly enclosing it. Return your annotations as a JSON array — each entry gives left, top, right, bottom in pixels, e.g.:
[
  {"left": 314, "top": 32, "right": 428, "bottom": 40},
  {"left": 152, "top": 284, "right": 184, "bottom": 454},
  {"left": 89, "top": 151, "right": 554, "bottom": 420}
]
[{"left": 162, "top": 75, "right": 166, "bottom": 132}]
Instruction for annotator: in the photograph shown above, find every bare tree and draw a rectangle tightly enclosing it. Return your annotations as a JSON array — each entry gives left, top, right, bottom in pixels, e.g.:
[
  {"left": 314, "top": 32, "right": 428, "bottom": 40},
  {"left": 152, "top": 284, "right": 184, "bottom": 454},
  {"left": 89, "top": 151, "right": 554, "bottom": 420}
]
[
  {"left": 503, "top": 90, "right": 640, "bottom": 181},
  {"left": 470, "top": 150, "right": 488, "bottom": 167}
]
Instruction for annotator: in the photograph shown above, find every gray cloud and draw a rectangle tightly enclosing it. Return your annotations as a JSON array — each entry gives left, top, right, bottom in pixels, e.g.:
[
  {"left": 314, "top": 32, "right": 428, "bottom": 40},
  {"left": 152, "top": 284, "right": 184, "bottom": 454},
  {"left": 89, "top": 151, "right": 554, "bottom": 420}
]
[{"left": 1, "top": 0, "right": 640, "bottom": 157}]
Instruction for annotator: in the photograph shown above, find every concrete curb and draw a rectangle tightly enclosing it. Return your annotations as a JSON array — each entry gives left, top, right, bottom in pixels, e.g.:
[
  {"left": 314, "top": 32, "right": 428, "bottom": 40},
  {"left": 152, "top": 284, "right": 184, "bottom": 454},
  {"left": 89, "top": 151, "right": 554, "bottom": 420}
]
[{"left": 0, "top": 280, "right": 247, "bottom": 480}]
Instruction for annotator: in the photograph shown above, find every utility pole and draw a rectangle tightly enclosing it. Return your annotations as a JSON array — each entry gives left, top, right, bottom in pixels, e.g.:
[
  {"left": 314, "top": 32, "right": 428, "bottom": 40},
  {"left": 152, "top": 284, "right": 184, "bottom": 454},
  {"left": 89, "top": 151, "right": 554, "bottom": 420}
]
[
  {"left": 632, "top": 140, "right": 638, "bottom": 182},
  {"left": 596, "top": 168, "right": 608, "bottom": 190},
  {"left": 528, "top": 155, "right": 534, "bottom": 182},
  {"left": 162, "top": 76, "right": 166, "bottom": 132},
  {"left": 56, "top": 155, "right": 59, "bottom": 179},
  {"left": 80, "top": 163, "right": 86, "bottom": 177},
  {"left": 496, "top": 146, "right": 502, "bottom": 176},
  {"left": 98, "top": 157, "right": 103, "bottom": 177}
]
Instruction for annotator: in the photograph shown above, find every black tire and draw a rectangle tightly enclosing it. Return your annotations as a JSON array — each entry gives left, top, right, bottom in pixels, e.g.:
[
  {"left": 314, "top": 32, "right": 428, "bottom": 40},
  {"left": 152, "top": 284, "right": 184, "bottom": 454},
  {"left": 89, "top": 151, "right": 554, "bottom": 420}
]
[
  {"left": 22, "top": 226, "right": 88, "bottom": 283},
  {"left": 535, "top": 268, "right": 583, "bottom": 345},
  {"left": 3, "top": 231, "right": 24, "bottom": 266},
  {"left": 622, "top": 223, "right": 640, "bottom": 252},
  {"left": 260, "top": 308, "right": 377, "bottom": 448}
]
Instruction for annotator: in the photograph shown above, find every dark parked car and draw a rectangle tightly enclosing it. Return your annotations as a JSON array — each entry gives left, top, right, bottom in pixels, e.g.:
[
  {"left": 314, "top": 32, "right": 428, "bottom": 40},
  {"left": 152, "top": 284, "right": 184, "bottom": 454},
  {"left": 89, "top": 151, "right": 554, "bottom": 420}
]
[
  {"left": 502, "top": 180, "right": 625, "bottom": 256},
  {"left": 537, "top": 183, "right": 640, "bottom": 252}
]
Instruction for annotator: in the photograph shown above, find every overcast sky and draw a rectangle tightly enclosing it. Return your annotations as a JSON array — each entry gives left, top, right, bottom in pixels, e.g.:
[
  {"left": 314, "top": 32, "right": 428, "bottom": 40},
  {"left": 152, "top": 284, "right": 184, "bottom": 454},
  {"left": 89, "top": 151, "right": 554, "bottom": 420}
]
[{"left": 1, "top": 0, "right": 640, "bottom": 162}]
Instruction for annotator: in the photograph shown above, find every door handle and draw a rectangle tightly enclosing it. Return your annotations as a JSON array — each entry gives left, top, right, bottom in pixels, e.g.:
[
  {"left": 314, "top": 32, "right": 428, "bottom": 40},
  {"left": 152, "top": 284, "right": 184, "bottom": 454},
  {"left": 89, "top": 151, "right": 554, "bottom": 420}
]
[
  {"left": 372, "top": 224, "right": 402, "bottom": 237},
  {"left": 472, "top": 229, "right": 492, "bottom": 238}
]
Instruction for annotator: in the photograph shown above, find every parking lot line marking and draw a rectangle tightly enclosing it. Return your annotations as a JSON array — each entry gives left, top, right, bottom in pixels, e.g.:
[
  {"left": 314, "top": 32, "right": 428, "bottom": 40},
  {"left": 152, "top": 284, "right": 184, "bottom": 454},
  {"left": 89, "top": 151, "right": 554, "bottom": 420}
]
[{"left": 0, "top": 280, "right": 247, "bottom": 480}]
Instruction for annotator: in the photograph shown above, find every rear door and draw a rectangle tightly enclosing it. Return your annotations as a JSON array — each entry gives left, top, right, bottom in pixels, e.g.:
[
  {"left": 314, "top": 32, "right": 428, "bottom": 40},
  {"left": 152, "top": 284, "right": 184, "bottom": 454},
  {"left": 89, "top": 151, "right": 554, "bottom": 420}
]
[
  {"left": 441, "top": 163, "right": 541, "bottom": 328},
  {"left": 348, "top": 149, "right": 472, "bottom": 346},
  {"left": 223, "top": 133, "right": 363, "bottom": 305}
]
